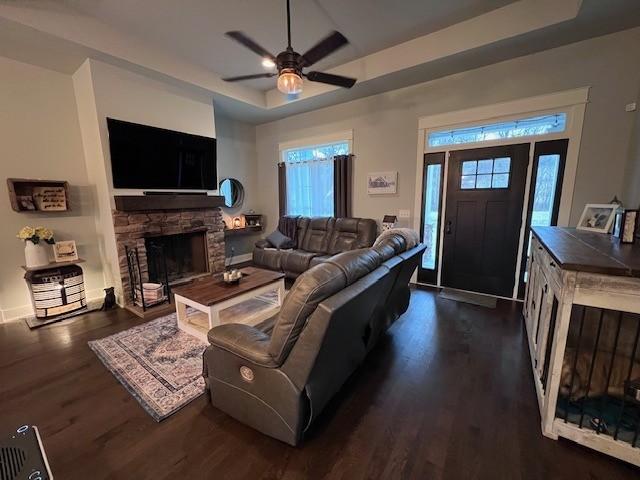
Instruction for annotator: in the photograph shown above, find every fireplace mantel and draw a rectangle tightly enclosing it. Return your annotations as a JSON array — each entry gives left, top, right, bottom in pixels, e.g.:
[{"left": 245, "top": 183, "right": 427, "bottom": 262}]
[{"left": 114, "top": 194, "right": 225, "bottom": 212}]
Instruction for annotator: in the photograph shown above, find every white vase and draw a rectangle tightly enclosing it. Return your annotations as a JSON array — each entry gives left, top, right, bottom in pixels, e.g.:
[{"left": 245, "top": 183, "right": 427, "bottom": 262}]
[{"left": 24, "top": 241, "right": 50, "bottom": 267}]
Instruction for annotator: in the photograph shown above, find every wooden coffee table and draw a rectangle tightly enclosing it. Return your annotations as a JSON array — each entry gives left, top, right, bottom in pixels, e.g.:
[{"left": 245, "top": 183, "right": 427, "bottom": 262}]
[{"left": 172, "top": 267, "right": 285, "bottom": 342}]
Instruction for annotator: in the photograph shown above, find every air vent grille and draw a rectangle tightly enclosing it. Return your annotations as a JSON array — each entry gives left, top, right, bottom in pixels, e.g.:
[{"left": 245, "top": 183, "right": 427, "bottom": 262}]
[{"left": 0, "top": 446, "right": 26, "bottom": 480}]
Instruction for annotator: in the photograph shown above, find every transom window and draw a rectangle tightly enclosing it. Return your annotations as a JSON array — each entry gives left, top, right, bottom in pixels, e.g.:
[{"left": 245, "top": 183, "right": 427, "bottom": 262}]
[
  {"left": 282, "top": 140, "right": 350, "bottom": 216},
  {"left": 428, "top": 113, "right": 567, "bottom": 148},
  {"left": 461, "top": 157, "right": 511, "bottom": 190}
]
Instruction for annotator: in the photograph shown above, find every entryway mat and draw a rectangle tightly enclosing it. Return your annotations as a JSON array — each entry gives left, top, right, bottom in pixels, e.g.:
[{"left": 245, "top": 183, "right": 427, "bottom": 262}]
[{"left": 439, "top": 288, "right": 497, "bottom": 308}]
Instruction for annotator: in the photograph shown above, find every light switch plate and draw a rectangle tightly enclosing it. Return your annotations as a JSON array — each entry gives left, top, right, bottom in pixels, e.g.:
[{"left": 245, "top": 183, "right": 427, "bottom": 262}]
[{"left": 399, "top": 209, "right": 411, "bottom": 218}]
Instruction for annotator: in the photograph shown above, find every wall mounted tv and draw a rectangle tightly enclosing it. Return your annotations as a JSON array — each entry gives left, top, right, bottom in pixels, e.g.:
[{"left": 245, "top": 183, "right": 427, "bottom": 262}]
[{"left": 107, "top": 118, "right": 217, "bottom": 190}]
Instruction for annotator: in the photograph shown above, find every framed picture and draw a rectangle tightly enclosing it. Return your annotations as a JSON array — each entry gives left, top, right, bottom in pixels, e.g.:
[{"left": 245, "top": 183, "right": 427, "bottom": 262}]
[
  {"left": 17, "top": 195, "right": 36, "bottom": 211},
  {"left": 577, "top": 204, "right": 617, "bottom": 234},
  {"left": 367, "top": 171, "right": 397, "bottom": 195},
  {"left": 53, "top": 240, "right": 79, "bottom": 262},
  {"left": 616, "top": 210, "right": 639, "bottom": 244}
]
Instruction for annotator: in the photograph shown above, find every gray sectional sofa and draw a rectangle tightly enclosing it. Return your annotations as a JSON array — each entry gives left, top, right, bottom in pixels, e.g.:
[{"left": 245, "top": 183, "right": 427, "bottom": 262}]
[
  {"left": 203, "top": 231, "right": 425, "bottom": 445},
  {"left": 253, "top": 216, "right": 378, "bottom": 278}
]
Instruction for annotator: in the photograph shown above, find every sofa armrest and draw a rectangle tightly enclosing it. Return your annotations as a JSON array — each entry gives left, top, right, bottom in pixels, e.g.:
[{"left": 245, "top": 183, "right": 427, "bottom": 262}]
[
  {"left": 255, "top": 239, "right": 272, "bottom": 249},
  {"left": 208, "top": 323, "right": 278, "bottom": 367}
]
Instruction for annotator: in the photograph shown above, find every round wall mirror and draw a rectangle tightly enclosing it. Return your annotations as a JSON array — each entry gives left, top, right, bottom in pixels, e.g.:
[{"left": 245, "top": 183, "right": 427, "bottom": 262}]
[{"left": 219, "top": 178, "right": 244, "bottom": 208}]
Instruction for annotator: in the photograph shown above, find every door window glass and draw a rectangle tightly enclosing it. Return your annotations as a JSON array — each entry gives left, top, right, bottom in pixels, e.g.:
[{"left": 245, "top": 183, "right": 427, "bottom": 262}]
[{"left": 460, "top": 158, "right": 511, "bottom": 190}]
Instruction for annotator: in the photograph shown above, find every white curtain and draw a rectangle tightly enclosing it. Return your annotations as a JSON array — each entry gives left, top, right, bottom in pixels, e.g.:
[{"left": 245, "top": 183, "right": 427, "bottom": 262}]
[{"left": 285, "top": 159, "right": 334, "bottom": 217}]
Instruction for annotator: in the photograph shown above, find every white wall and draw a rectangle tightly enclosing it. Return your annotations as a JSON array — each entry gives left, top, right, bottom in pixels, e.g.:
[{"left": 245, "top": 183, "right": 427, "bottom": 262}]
[
  {"left": 73, "top": 59, "right": 218, "bottom": 302},
  {"left": 0, "top": 57, "right": 105, "bottom": 321},
  {"left": 215, "top": 114, "right": 259, "bottom": 258},
  {"left": 256, "top": 27, "right": 640, "bottom": 233}
]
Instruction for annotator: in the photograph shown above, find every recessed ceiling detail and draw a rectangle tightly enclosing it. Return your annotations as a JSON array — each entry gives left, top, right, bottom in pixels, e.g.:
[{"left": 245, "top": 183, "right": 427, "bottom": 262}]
[{"left": 0, "top": 0, "right": 639, "bottom": 123}]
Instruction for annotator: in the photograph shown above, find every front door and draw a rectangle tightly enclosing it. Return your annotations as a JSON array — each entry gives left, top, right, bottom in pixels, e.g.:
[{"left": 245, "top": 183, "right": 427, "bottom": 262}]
[{"left": 441, "top": 143, "right": 529, "bottom": 297}]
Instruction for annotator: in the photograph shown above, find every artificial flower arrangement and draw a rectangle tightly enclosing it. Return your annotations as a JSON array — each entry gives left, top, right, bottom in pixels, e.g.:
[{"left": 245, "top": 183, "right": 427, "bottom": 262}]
[{"left": 17, "top": 226, "right": 55, "bottom": 244}]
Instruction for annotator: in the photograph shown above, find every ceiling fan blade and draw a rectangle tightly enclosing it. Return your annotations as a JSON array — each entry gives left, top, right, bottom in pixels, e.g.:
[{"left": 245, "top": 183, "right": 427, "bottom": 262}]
[
  {"left": 306, "top": 71, "right": 356, "bottom": 88},
  {"left": 222, "top": 73, "right": 277, "bottom": 82},
  {"left": 225, "top": 31, "right": 277, "bottom": 61},
  {"left": 299, "top": 31, "right": 349, "bottom": 67}
]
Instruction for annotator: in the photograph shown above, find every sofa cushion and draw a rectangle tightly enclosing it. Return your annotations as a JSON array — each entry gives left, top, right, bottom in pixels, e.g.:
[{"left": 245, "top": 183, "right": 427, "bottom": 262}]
[
  {"left": 371, "top": 239, "right": 398, "bottom": 261},
  {"left": 325, "top": 248, "right": 383, "bottom": 284},
  {"left": 327, "top": 218, "right": 377, "bottom": 254},
  {"left": 300, "top": 217, "right": 335, "bottom": 253},
  {"left": 281, "top": 250, "right": 321, "bottom": 274},
  {"left": 253, "top": 247, "right": 284, "bottom": 271},
  {"left": 268, "top": 248, "right": 383, "bottom": 364},
  {"left": 309, "top": 254, "right": 331, "bottom": 268}
]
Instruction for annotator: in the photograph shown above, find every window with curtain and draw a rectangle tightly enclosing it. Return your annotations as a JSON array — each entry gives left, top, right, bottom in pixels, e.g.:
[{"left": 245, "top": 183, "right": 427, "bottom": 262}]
[{"left": 282, "top": 140, "right": 350, "bottom": 216}]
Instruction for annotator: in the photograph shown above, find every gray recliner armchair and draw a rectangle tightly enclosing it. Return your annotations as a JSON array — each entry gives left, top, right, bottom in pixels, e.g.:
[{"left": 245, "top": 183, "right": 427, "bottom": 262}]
[{"left": 203, "top": 233, "right": 425, "bottom": 445}]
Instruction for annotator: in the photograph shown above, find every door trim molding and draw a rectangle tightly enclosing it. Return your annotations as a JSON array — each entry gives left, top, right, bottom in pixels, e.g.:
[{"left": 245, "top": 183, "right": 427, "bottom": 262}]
[{"left": 412, "top": 87, "right": 589, "bottom": 296}]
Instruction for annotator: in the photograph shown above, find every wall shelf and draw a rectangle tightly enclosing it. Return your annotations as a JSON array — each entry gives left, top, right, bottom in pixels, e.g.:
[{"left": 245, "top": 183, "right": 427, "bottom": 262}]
[
  {"left": 7, "top": 178, "right": 70, "bottom": 212},
  {"left": 224, "top": 226, "right": 263, "bottom": 237}
]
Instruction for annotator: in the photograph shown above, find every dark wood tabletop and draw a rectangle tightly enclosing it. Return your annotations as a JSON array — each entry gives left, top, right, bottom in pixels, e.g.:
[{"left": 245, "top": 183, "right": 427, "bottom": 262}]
[
  {"left": 532, "top": 227, "right": 640, "bottom": 277},
  {"left": 172, "top": 267, "right": 284, "bottom": 306}
]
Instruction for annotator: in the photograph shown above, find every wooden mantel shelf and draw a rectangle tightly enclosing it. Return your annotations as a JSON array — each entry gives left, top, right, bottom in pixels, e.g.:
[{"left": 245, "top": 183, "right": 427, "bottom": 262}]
[{"left": 114, "top": 195, "right": 225, "bottom": 212}]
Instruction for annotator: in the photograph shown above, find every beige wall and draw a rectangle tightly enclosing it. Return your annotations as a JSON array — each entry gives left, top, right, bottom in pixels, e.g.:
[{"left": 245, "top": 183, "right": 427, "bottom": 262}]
[
  {"left": 0, "top": 57, "right": 105, "bottom": 320},
  {"left": 623, "top": 86, "right": 640, "bottom": 209},
  {"left": 215, "top": 114, "right": 259, "bottom": 258},
  {"left": 256, "top": 27, "right": 640, "bottom": 233}
]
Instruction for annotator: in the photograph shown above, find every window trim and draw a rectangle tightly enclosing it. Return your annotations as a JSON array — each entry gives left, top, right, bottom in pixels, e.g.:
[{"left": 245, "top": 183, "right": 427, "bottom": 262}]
[
  {"left": 278, "top": 130, "right": 353, "bottom": 153},
  {"left": 412, "top": 87, "right": 589, "bottom": 295}
]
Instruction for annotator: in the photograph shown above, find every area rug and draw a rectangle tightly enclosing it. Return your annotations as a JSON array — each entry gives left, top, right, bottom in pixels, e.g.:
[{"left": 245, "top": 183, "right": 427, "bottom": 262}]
[
  {"left": 88, "top": 314, "right": 207, "bottom": 421},
  {"left": 439, "top": 288, "right": 497, "bottom": 308}
]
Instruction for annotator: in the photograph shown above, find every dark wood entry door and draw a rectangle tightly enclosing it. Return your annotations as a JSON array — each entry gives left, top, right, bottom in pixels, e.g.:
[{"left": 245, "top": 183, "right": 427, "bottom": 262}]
[{"left": 441, "top": 143, "right": 530, "bottom": 297}]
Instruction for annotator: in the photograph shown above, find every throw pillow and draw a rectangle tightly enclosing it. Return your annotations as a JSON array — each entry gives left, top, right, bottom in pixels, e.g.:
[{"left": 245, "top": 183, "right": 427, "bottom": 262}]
[{"left": 266, "top": 229, "right": 295, "bottom": 250}]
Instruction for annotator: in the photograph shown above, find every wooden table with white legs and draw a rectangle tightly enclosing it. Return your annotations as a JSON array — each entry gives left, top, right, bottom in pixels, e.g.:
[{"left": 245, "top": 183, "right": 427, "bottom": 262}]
[{"left": 172, "top": 267, "right": 285, "bottom": 342}]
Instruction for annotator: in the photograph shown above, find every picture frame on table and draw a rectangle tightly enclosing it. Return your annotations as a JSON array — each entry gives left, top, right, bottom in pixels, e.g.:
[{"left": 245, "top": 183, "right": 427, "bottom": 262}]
[
  {"left": 53, "top": 240, "right": 79, "bottom": 262},
  {"left": 576, "top": 204, "right": 617, "bottom": 234},
  {"left": 614, "top": 209, "right": 638, "bottom": 244}
]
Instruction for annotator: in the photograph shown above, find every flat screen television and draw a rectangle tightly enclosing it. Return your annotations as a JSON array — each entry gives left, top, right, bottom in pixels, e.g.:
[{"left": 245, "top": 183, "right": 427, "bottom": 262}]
[{"left": 107, "top": 117, "right": 217, "bottom": 190}]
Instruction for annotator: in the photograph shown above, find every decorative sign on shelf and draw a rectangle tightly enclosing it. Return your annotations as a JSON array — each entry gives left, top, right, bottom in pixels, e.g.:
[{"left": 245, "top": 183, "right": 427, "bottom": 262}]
[{"left": 32, "top": 186, "right": 67, "bottom": 211}]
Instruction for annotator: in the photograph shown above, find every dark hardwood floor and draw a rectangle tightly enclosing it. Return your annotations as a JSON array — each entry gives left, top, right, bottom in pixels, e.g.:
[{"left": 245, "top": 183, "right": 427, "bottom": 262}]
[{"left": 1, "top": 289, "right": 638, "bottom": 479}]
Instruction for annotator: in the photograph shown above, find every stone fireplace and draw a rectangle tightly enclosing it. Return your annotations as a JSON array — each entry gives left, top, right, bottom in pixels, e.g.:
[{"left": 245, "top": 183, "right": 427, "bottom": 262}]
[{"left": 112, "top": 206, "right": 225, "bottom": 307}]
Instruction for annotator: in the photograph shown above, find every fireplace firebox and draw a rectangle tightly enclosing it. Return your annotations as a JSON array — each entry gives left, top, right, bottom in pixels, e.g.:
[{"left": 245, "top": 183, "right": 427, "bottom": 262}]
[{"left": 145, "top": 231, "right": 208, "bottom": 283}]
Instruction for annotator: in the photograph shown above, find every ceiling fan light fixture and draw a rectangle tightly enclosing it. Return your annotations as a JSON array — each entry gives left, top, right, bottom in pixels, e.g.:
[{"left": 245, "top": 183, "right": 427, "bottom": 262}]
[
  {"left": 261, "top": 58, "right": 276, "bottom": 69},
  {"left": 277, "top": 69, "right": 303, "bottom": 95}
]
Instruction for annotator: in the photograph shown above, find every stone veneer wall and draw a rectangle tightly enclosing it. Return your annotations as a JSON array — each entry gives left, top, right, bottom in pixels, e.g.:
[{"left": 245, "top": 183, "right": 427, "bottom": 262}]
[{"left": 112, "top": 207, "right": 225, "bottom": 305}]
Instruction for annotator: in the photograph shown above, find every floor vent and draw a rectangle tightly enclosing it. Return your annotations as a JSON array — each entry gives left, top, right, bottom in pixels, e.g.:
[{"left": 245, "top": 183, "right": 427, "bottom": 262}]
[{"left": 0, "top": 446, "right": 26, "bottom": 480}]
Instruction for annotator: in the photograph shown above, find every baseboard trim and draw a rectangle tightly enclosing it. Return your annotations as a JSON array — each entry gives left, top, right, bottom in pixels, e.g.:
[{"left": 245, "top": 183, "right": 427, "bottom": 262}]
[{"left": 1, "top": 288, "right": 105, "bottom": 323}]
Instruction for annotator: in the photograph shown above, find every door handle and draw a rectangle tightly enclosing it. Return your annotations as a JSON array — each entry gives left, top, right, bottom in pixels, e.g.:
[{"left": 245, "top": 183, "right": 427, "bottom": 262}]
[{"left": 445, "top": 220, "right": 452, "bottom": 234}]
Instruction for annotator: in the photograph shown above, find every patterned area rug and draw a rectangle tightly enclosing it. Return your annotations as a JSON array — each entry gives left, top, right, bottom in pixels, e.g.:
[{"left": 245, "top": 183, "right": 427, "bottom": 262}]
[{"left": 89, "top": 314, "right": 207, "bottom": 421}]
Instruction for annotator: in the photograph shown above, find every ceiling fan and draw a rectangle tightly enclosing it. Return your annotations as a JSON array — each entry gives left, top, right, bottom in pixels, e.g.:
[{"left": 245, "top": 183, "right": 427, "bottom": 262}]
[{"left": 222, "top": 0, "right": 357, "bottom": 95}]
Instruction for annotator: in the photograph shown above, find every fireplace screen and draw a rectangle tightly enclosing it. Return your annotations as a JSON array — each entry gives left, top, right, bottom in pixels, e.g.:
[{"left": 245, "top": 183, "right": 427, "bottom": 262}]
[{"left": 145, "top": 231, "right": 209, "bottom": 283}]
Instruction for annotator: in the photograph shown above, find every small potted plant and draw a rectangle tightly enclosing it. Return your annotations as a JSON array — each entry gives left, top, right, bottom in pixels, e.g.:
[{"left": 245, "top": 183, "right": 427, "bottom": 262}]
[{"left": 17, "top": 226, "right": 55, "bottom": 267}]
